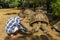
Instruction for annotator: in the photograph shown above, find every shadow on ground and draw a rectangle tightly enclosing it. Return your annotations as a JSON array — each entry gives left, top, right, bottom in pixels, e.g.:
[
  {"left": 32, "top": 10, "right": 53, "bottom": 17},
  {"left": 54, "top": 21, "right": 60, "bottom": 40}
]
[
  {"left": 4, "top": 13, "right": 17, "bottom": 15},
  {"left": 5, "top": 34, "right": 51, "bottom": 40}
]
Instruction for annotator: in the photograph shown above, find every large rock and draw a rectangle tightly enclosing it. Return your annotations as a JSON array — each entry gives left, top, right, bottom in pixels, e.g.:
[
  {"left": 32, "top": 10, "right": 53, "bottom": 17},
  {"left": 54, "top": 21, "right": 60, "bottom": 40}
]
[{"left": 53, "top": 21, "right": 60, "bottom": 32}]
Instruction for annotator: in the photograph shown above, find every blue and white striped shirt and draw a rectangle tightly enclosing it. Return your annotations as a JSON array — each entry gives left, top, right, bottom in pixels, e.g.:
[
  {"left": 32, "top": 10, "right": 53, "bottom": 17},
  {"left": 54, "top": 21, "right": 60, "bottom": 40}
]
[{"left": 5, "top": 16, "right": 28, "bottom": 34}]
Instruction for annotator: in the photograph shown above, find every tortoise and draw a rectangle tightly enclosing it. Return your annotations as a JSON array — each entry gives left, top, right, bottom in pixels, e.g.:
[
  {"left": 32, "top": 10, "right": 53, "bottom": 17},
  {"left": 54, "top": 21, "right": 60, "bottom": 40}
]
[
  {"left": 23, "top": 9, "right": 49, "bottom": 32},
  {"left": 27, "top": 9, "right": 49, "bottom": 33},
  {"left": 29, "top": 9, "right": 49, "bottom": 26}
]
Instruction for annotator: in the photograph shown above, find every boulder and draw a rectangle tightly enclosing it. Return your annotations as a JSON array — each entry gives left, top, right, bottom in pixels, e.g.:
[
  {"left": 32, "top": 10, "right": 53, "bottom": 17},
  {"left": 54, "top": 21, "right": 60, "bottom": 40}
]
[{"left": 53, "top": 21, "right": 60, "bottom": 32}]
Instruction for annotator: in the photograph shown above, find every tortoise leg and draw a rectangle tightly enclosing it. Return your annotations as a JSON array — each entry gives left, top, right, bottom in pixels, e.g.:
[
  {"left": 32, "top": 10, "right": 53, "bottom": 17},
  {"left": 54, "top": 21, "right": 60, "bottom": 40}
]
[
  {"left": 40, "top": 23, "right": 49, "bottom": 33},
  {"left": 31, "top": 22, "right": 42, "bottom": 32},
  {"left": 31, "top": 23, "right": 39, "bottom": 32}
]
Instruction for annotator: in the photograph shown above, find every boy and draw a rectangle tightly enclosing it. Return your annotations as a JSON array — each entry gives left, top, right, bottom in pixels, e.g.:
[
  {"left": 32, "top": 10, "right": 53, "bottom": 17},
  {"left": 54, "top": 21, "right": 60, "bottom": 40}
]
[{"left": 5, "top": 12, "right": 32, "bottom": 40}]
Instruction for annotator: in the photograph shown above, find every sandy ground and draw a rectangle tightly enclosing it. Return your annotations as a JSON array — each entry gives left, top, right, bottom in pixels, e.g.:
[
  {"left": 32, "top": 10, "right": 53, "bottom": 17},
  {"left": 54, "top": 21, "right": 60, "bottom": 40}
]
[
  {"left": 0, "top": 9, "right": 60, "bottom": 40},
  {"left": 0, "top": 9, "right": 20, "bottom": 40}
]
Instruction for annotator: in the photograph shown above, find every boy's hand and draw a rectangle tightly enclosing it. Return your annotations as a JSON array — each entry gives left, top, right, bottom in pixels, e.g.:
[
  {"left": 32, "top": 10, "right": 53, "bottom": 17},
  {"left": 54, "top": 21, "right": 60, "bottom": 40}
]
[{"left": 8, "top": 34, "right": 16, "bottom": 40}]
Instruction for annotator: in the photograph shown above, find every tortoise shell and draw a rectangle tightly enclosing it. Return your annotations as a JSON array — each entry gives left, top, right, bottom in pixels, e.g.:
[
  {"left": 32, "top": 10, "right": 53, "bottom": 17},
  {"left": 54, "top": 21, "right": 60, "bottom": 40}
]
[{"left": 29, "top": 9, "right": 49, "bottom": 26}]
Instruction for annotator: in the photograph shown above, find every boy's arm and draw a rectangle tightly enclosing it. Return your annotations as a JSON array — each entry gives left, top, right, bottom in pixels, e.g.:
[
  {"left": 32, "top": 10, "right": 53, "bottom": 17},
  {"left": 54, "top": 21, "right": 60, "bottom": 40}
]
[{"left": 20, "top": 30, "right": 33, "bottom": 35}]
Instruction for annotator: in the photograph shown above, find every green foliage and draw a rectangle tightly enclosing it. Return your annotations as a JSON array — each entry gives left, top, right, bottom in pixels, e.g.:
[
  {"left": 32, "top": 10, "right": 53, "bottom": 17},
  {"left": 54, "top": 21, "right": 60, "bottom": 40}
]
[
  {"left": 0, "top": 6, "right": 2, "bottom": 8},
  {"left": 0, "top": 0, "right": 41, "bottom": 8},
  {"left": 9, "top": 0, "right": 19, "bottom": 8},
  {"left": 0, "top": 0, "right": 20, "bottom": 8},
  {"left": 51, "top": 0, "right": 60, "bottom": 17}
]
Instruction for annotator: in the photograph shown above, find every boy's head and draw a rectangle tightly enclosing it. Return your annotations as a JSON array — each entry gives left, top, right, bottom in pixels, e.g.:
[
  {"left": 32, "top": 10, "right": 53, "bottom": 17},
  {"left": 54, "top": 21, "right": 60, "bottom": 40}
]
[{"left": 18, "top": 11, "right": 25, "bottom": 20}]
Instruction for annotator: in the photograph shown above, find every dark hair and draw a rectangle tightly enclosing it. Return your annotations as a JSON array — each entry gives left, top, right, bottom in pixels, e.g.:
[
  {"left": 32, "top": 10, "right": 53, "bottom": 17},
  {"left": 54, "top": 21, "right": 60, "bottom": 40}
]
[{"left": 18, "top": 11, "right": 25, "bottom": 18}]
